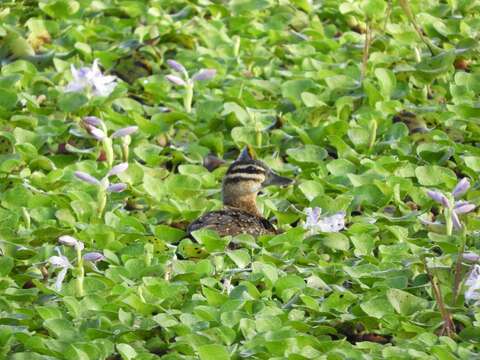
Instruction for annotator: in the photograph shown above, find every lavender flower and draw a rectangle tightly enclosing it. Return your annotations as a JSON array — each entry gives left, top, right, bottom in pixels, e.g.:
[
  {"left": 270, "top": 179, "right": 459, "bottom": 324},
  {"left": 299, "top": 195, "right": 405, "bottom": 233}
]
[
  {"left": 166, "top": 74, "right": 187, "bottom": 86},
  {"left": 192, "top": 69, "right": 216, "bottom": 82},
  {"left": 167, "top": 60, "right": 187, "bottom": 74},
  {"left": 74, "top": 169, "right": 127, "bottom": 194},
  {"left": 304, "top": 207, "right": 346, "bottom": 235},
  {"left": 83, "top": 116, "right": 104, "bottom": 127},
  {"left": 107, "top": 183, "right": 127, "bottom": 193},
  {"left": 58, "top": 235, "right": 84, "bottom": 251},
  {"left": 426, "top": 178, "right": 476, "bottom": 231},
  {"left": 107, "top": 162, "right": 128, "bottom": 177},
  {"left": 74, "top": 171, "right": 101, "bottom": 186},
  {"left": 164, "top": 61, "right": 217, "bottom": 113},
  {"left": 427, "top": 190, "right": 450, "bottom": 208},
  {"left": 48, "top": 249, "right": 72, "bottom": 291},
  {"left": 465, "top": 264, "right": 480, "bottom": 304},
  {"left": 463, "top": 252, "right": 480, "bottom": 262},
  {"left": 88, "top": 126, "right": 107, "bottom": 140},
  {"left": 452, "top": 178, "right": 470, "bottom": 198},
  {"left": 66, "top": 59, "right": 117, "bottom": 97},
  {"left": 454, "top": 201, "right": 476, "bottom": 214},
  {"left": 83, "top": 252, "right": 105, "bottom": 262},
  {"left": 111, "top": 126, "right": 138, "bottom": 139}
]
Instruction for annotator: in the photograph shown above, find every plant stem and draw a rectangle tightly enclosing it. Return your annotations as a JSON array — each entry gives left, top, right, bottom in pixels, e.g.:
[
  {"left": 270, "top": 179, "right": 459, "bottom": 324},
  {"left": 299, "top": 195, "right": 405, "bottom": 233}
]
[
  {"left": 103, "top": 137, "right": 114, "bottom": 168},
  {"left": 184, "top": 82, "right": 194, "bottom": 113},
  {"left": 445, "top": 207, "right": 453, "bottom": 237},
  {"left": 368, "top": 119, "right": 377, "bottom": 151},
  {"left": 424, "top": 259, "right": 455, "bottom": 337},
  {"left": 383, "top": 0, "right": 393, "bottom": 32},
  {"left": 452, "top": 229, "right": 467, "bottom": 303},
  {"left": 398, "top": 0, "right": 435, "bottom": 55},
  {"left": 361, "top": 22, "right": 372, "bottom": 80},
  {"left": 76, "top": 245, "right": 84, "bottom": 297},
  {"left": 97, "top": 188, "right": 107, "bottom": 217},
  {"left": 122, "top": 135, "right": 131, "bottom": 162}
]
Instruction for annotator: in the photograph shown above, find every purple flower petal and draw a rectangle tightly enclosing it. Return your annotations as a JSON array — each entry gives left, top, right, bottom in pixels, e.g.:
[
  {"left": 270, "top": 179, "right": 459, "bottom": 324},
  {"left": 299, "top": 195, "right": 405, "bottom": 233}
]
[
  {"left": 58, "top": 235, "right": 79, "bottom": 247},
  {"left": 74, "top": 171, "right": 101, "bottom": 186},
  {"left": 107, "top": 163, "right": 128, "bottom": 177},
  {"left": 192, "top": 69, "right": 216, "bottom": 81},
  {"left": 304, "top": 207, "right": 321, "bottom": 229},
  {"left": 167, "top": 60, "right": 186, "bottom": 74},
  {"left": 111, "top": 126, "right": 138, "bottom": 138},
  {"left": 66, "top": 60, "right": 117, "bottom": 97},
  {"left": 49, "top": 255, "right": 71, "bottom": 268},
  {"left": 452, "top": 178, "right": 470, "bottom": 198},
  {"left": 83, "top": 116, "right": 104, "bottom": 127},
  {"left": 454, "top": 201, "right": 476, "bottom": 214},
  {"left": 166, "top": 75, "right": 186, "bottom": 86},
  {"left": 427, "top": 190, "right": 450, "bottom": 208},
  {"left": 88, "top": 126, "right": 107, "bottom": 140},
  {"left": 463, "top": 252, "right": 480, "bottom": 262},
  {"left": 83, "top": 252, "right": 105, "bottom": 262},
  {"left": 107, "top": 183, "right": 127, "bottom": 193},
  {"left": 465, "top": 264, "right": 480, "bottom": 302},
  {"left": 451, "top": 211, "right": 462, "bottom": 230},
  {"left": 54, "top": 267, "right": 69, "bottom": 291}
]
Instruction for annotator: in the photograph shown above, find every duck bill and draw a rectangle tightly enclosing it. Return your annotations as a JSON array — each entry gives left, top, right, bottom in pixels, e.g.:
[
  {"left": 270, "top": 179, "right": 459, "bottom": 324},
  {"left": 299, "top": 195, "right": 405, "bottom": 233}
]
[{"left": 263, "top": 172, "right": 293, "bottom": 187}]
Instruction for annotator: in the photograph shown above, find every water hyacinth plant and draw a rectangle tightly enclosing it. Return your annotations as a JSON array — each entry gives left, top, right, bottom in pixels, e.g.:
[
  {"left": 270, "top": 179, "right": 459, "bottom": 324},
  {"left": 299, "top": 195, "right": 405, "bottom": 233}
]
[
  {"left": 165, "top": 59, "right": 216, "bottom": 113},
  {"left": 425, "top": 178, "right": 478, "bottom": 308},
  {"left": 426, "top": 178, "right": 475, "bottom": 234},
  {"left": 304, "top": 207, "right": 346, "bottom": 236},
  {"left": 65, "top": 59, "right": 117, "bottom": 97},
  {"left": 464, "top": 265, "right": 480, "bottom": 305},
  {"left": 82, "top": 116, "right": 138, "bottom": 166},
  {"left": 51, "top": 236, "right": 105, "bottom": 296},
  {"left": 48, "top": 249, "right": 73, "bottom": 292},
  {"left": 74, "top": 162, "right": 128, "bottom": 216},
  {"left": 57, "top": 235, "right": 85, "bottom": 296},
  {"left": 5, "top": 0, "right": 480, "bottom": 357}
]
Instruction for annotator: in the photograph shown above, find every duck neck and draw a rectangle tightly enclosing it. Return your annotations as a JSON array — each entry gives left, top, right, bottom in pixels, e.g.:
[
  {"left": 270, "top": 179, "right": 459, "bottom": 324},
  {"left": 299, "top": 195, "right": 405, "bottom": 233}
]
[{"left": 223, "top": 192, "right": 261, "bottom": 217}]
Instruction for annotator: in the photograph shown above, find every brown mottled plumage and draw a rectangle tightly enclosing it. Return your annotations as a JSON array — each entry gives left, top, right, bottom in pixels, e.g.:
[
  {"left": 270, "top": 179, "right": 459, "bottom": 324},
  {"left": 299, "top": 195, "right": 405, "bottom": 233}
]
[{"left": 187, "top": 147, "right": 292, "bottom": 237}]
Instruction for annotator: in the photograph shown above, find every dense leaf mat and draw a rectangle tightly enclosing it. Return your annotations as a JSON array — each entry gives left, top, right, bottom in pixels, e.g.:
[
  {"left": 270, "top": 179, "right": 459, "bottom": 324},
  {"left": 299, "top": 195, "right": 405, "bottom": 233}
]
[{"left": 1, "top": 0, "right": 480, "bottom": 359}]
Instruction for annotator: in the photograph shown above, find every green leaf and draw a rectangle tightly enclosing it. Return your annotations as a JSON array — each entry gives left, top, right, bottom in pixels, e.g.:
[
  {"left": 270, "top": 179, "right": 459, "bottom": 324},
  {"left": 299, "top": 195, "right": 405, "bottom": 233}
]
[
  {"left": 362, "top": 0, "right": 387, "bottom": 19},
  {"left": 0, "top": 256, "right": 14, "bottom": 276},
  {"left": 116, "top": 343, "right": 137, "bottom": 360},
  {"left": 281, "top": 79, "right": 316, "bottom": 103},
  {"left": 198, "top": 344, "right": 230, "bottom": 360},
  {"left": 374, "top": 68, "right": 396, "bottom": 99},
  {"left": 386, "top": 288, "right": 428, "bottom": 315},
  {"left": 58, "top": 92, "right": 88, "bottom": 112},
  {"left": 415, "top": 165, "right": 457, "bottom": 186},
  {"left": 287, "top": 145, "right": 327, "bottom": 163},
  {"left": 321, "top": 232, "right": 350, "bottom": 251},
  {"left": 0, "top": 88, "right": 18, "bottom": 110},
  {"left": 227, "top": 249, "right": 251, "bottom": 269}
]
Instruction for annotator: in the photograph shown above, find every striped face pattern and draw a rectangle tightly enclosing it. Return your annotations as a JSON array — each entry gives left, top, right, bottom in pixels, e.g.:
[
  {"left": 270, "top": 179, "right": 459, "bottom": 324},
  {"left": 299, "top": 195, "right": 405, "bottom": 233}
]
[{"left": 223, "top": 161, "right": 267, "bottom": 186}]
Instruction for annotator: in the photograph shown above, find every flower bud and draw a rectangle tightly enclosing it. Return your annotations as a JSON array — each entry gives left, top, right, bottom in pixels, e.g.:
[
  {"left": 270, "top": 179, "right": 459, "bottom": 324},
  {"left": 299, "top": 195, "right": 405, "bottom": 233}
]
[
  {"left": 111, "top": 126, "right": 138, "bottom": 139},
  {"left": 88, "top": 126, "right": 107, "bottom": 140},
  {"left": 83, "top": 252, "right": 105, "bottom": 262},
  {"left": 192, "top": 69, "right": 216, "bottom": 81},
  {"left": 107, "top": 163, "right": 129, "bottom": 177},
  {"left": 83, "top": 116, "right": 104, "bottom": 127},
  {"left": 74, "top": 171, "right": 101, "bottom": 186},
  {"left": 454, "top": 201, "right": 476, "bottom": 214},
  {"left": 427, "top": 190, "right": 450, "bottom": 208},
  {"left": 452, "top": 178, "right": 470, "bottom": 198},
  {"left": 166, "top": 75, "right": 186, "bottom": 86},
  {"left": 167, "top": 60, "right": 186, "bottom": 74},
  {"left": 107, "top": 183, "right": 127, "bottom": 193},
  {"left": 58, "top": 235, "right": 79, "bottom": 247}
]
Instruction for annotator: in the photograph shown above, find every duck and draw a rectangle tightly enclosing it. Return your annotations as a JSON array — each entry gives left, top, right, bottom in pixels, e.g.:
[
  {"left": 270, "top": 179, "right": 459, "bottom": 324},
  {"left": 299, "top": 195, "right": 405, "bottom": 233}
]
[{"left": 187, "top": 147, "right": 293, "bottom": 237}]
